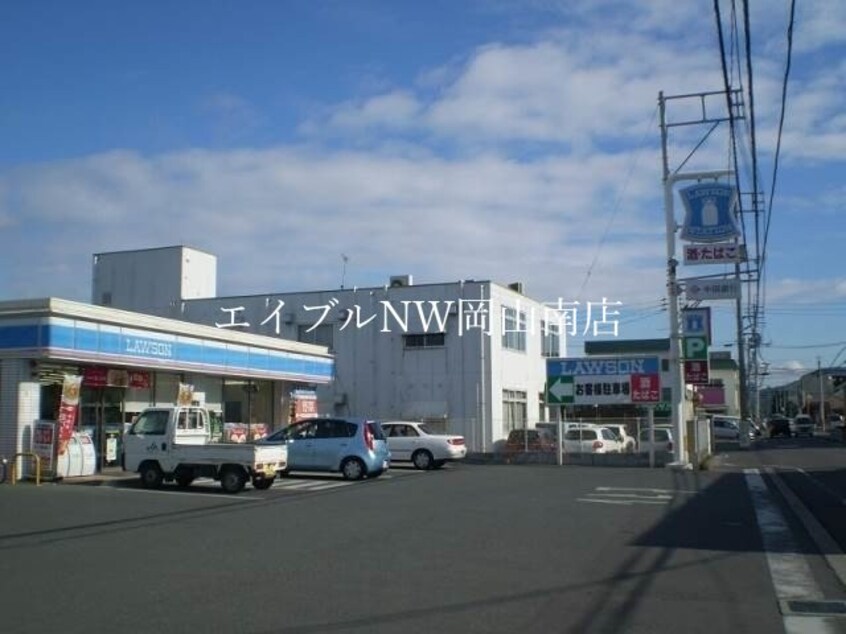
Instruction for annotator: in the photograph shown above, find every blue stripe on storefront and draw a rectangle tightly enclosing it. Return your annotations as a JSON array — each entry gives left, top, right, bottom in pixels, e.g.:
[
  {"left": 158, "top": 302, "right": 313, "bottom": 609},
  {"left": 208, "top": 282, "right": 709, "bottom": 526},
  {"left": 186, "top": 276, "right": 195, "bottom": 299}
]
[
  {"left": 0, "top": 323, "right": 332, "bottom": 380},
  {"left": 0, "top": 325, "right": 40, "bottom": 348}
]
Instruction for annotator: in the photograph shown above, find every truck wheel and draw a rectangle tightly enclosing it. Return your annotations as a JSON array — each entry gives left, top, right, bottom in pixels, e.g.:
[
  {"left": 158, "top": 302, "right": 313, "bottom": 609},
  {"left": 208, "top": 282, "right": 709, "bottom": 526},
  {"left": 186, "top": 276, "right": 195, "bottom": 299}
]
[
  {"left": 251, "top": 475, "right": 274, "bottom": 490},
  {"left": 140, "top": 462, "right": 163, "bottom": 489},
  {"left": 220, "top": 467, "right": 247, "bottom": 494},
  {"left": 175, "top": 470, "right": 195, "bottom": 488}
]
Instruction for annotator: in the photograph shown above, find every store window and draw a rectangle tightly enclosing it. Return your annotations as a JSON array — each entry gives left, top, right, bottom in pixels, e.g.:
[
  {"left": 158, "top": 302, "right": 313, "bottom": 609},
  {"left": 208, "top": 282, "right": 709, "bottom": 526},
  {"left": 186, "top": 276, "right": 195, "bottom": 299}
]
[{"left": 222, "top": 378, "right": 273, "bottom": 442}]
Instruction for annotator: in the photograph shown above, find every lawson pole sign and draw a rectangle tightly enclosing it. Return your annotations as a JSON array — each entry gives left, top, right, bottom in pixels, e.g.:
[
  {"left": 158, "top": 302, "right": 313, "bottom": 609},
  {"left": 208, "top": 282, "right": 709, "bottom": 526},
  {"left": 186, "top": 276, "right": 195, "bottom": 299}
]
[
  {"left": 679, "top": 183, "right": 740, "bottom": 243},
  {"left": 546, "top": 356, "right": 661, "bottom": 405}
]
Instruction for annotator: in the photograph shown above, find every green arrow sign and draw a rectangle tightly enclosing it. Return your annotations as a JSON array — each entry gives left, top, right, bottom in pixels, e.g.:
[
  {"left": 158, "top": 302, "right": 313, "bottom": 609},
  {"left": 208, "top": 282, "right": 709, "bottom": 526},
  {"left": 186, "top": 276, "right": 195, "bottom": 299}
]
[{"left": 547, "top": 376, "right": 574, "bottom": 404}]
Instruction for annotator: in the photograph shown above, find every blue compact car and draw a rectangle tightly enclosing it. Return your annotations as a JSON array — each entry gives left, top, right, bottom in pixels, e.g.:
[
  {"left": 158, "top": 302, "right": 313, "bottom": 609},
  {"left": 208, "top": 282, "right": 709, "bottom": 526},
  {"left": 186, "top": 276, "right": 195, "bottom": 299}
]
[{"left": 259, "top": 417, "right": 390, "bottom": 480}]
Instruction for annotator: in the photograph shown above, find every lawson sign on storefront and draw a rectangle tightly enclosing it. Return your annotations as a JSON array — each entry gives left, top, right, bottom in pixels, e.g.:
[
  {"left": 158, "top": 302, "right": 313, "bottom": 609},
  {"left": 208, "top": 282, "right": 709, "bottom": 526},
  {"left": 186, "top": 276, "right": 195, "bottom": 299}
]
[
  {"left": 0, "top": 318, "right": 333, "bottom": 382},
  {"left": 547, "top": 356, "right": 660, "bottom": 377}
]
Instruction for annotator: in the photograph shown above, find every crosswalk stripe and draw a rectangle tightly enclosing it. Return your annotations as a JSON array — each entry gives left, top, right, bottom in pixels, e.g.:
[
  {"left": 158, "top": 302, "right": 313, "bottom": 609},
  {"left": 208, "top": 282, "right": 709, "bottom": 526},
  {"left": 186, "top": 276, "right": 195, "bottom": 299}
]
[{"left": 271, "top": 480, "right": 351, "bottom": 491}]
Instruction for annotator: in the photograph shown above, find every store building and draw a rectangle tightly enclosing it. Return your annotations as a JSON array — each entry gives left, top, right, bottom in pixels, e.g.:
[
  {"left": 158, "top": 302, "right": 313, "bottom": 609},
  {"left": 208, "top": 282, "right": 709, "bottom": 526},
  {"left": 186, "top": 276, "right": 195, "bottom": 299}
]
[
  {"left": 92, "top": 246, "right": 564, "bottom": 452},
  {"left": 0, "top": 297, "right": 333, "bottom": 475}
]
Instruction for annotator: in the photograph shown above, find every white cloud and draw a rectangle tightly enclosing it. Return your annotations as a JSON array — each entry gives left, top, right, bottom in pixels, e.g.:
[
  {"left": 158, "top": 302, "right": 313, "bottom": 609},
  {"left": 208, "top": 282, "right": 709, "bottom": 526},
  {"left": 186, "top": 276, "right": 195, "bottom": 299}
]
[{"left": 0, "top": 0, "right": 844, "bottom": 363}]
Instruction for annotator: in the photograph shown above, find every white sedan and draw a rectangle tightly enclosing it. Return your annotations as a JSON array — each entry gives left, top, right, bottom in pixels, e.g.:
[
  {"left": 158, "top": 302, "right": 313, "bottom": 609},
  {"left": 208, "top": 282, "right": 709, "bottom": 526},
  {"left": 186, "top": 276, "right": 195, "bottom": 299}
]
[{"left": 381, "top": 421, "right": 467, "bottom": 470}]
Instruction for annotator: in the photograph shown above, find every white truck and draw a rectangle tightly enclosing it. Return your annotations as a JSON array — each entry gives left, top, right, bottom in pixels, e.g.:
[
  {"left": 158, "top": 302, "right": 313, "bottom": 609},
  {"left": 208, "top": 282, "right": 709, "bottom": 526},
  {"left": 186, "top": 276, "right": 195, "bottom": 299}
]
[{"left": 122, "top": 406, "right": 287, "bottom": 494}]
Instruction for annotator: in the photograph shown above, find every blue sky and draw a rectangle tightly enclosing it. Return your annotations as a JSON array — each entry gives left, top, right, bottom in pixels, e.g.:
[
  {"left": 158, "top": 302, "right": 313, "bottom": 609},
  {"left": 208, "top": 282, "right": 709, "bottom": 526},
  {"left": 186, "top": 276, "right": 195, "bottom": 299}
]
[{"left": 1, "top": 0, "right": 844, "bottom": 385}]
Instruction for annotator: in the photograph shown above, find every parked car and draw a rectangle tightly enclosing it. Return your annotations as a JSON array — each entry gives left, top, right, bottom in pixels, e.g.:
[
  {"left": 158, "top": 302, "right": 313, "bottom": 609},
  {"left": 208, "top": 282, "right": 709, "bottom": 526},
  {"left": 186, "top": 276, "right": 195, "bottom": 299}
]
[
  {"left": 766, "top": 416, "right": 791, "bottom": 438},
  {"left": 562, "top": 427, "right": 622, "bottom": 454},
  {"left": 503, "top": 429, "right": 556, "bottom": 456},
  {"left": 381, "top": 421, "right": 466, "bottom": 470},
  {"left": 746, "top": 418, "right": 763, "bottom": 438},
  {"left": 535, "top": 421, "right": 596, "bottom": 442},
  {"left": 602, "top": 424, "right": 636, "bottom": 453},
  {"left": 637, "top": 427, "right": 674, "bottom": 454},
  {"left": 790, "top": 414, "right": 815, "bottom": 437},
  {"left": 258, "top": 417, "right": 390, "bottom": 480},
  {"left": 712, "top": 416, "right": 741, "bottom": 440}
]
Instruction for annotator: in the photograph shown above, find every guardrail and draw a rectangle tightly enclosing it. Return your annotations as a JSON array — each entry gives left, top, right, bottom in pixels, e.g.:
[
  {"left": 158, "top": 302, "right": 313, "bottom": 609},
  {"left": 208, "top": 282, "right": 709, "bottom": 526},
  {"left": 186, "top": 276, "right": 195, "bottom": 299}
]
[{"left": 9, "top": 452, "right": 42, "bottom": 486}]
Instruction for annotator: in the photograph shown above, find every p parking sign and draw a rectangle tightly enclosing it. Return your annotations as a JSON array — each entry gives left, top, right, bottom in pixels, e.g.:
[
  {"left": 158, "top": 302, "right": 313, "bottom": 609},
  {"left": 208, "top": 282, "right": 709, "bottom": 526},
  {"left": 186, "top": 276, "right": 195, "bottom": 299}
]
[{"left": 684, "top": 336, "right": 708, "bottom": 361}]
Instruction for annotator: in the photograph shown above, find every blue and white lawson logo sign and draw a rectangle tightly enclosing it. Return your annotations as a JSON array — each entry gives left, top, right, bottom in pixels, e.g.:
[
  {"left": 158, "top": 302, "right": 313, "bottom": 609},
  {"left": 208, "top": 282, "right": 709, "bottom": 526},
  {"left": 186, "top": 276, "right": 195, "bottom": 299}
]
[
  {"left": 679, "top": 183, "right": 740, "bottom": 243},
  {"left": 124, "top": 336, "right": 174, "bottom": 359}
]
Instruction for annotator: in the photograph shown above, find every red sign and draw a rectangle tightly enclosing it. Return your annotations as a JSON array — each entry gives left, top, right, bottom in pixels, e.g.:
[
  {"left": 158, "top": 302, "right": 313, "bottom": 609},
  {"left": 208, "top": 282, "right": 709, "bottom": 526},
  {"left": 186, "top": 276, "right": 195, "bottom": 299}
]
[
  {"left": 294, "top": 396, "right": 318, "bottom": 421},
  {"left": 697, "top": 385, "right": 725, "bottom": 406},
  {"left": 630, "top": 373, "right": 660, "bottom": 403},
  {"left": 83, "top": 366, "right": 150, "bottom": 388},
  {"left": 684, "top": 360, "right": 710, "bottom": 385}
]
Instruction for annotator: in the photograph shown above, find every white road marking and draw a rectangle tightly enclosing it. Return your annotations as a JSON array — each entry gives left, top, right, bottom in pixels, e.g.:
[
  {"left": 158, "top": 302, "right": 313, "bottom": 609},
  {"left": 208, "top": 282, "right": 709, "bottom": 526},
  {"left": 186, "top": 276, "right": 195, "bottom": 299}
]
[
  {"left": 744, "top": 468, "right": 838, "bottom": 634},
  {"left": 587, "top": 493, "right": 672, "bottom": 500},
  {"left": 595, "top": 486, "right": 698, "bottom": 494},
  {"left": 577, "top": 486, "right": 691, "bottom": 506},
  {"left": 577, "top": 498, "right": 668, "bottom": 506},
  {"left": 272, "top": 480, "right": 352, "bottom": 492}
]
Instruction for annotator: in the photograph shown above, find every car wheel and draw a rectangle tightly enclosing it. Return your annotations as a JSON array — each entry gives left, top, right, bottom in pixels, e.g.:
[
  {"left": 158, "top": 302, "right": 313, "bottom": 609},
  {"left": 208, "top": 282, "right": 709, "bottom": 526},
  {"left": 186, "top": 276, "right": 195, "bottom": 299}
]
[
  {"left": 341, "top": 457, "right": 366, "bottom": 480},
  {"left": 140, "top": 462, "right": 163, "bottom": 489},
  {"left": 220, "top": 467, "right": 247, "bottom": 493},
  {"left": 251, "top": 475, "right": 274, "bottom": 490},
  {"left": 412, "top": 449, "right": 434, "bottom": 470},
  {"left": 433, "top": 460, "right": 446, "bottom": 469}
]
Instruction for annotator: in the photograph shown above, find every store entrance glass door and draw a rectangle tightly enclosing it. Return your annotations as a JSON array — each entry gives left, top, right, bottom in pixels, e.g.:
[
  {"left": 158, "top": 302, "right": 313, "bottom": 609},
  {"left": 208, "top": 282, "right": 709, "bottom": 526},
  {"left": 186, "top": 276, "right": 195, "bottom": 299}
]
[{"left": 80, "top": 386, "right": 125, "bottom": 471}]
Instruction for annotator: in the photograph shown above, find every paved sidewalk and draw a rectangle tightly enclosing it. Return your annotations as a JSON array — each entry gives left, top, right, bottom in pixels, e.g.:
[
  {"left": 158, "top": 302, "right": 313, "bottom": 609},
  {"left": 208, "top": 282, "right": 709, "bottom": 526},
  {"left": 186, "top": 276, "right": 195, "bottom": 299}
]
[{"left": 57, "top": 469, "right": 137, "bottom": 486}]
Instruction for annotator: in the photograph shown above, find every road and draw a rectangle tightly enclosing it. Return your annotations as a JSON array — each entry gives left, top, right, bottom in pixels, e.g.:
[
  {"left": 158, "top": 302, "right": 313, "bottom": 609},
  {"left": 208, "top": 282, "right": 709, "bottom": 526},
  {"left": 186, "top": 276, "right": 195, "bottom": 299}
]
[{"left": 1, "top": 439, "right": 845, "bottom": 634}]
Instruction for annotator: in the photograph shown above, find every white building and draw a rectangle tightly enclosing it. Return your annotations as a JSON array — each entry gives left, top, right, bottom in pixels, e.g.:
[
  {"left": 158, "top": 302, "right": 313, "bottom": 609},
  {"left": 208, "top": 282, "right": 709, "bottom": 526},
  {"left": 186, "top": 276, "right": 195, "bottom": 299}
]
[{"left": 92, "top": 246, "right": 563, "bottom": 452}]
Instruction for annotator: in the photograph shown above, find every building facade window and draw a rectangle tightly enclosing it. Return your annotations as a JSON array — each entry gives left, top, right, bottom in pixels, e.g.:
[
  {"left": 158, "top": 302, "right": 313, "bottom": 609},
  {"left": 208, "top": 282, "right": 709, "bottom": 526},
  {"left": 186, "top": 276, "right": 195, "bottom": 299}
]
[
  {"left": 502, "top": 307, "right": 527, "bottom": 352},
  {"left": 297, "top": 324, "right": 334, "bottom": 351},
  {"left": 541, "top": 320, "right": 560, "bottom": 357},
  {"left": 502, "top": 389, "right": 527, "bottom": 433},
  {"left": 403, "top": 333, "right": 446, "bottom": 348}
]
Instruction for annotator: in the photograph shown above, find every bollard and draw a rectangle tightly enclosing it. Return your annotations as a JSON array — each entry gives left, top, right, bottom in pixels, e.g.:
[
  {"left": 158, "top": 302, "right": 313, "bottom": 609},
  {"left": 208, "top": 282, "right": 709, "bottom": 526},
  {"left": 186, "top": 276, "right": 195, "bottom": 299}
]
[{"left": 10, "top": 453, "right": 41, "bottom": 486}]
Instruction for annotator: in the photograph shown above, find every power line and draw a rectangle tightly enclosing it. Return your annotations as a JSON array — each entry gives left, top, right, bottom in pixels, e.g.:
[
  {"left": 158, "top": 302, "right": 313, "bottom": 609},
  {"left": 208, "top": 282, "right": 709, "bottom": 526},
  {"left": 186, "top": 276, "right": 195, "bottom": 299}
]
[
  {"left": 575, "top": 105, "right": 658, "bottom": 301},
  {"left": 760, "top": 0, "right": 797, "bottom": 305}
]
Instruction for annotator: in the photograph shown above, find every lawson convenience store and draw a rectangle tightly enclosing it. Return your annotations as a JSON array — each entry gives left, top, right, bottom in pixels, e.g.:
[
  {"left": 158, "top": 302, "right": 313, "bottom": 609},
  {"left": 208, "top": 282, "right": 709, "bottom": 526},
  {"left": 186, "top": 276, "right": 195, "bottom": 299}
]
[{"left": 0, "top": 298, "right": 334, "bottom": 475}]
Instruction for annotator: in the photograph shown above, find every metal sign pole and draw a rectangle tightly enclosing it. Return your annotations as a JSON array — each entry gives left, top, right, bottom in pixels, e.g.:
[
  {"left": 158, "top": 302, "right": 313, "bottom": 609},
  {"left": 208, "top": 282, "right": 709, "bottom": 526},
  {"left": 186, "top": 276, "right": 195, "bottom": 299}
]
[{"left": 648, "top": 405, "right": 655, "bottom": 469}]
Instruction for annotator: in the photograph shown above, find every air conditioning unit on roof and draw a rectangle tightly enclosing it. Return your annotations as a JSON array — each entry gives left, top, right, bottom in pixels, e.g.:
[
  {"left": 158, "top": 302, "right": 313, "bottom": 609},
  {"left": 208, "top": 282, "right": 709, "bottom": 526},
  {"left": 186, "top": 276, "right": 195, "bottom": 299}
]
[{"left": 389, "top": 275, "right": 413, "bottom": 288}]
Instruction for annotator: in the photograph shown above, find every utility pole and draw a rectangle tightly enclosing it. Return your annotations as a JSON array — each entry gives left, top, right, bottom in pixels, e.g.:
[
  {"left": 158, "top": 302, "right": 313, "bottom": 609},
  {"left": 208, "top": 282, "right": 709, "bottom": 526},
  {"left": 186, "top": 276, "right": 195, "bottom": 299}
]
[
  {"left": 818, "top": 357, "right": 826, "bottom": 430},
  {"left": 659, "top": 92, "right": 686, "bottom": 466},
  {"left": 658, "top": 89, "right": 740, "bottom": 466}
]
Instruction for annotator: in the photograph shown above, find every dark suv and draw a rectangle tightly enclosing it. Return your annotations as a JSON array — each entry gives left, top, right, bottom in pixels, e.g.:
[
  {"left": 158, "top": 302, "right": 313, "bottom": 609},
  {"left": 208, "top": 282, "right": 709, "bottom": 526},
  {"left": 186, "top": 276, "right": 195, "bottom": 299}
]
[{"left": 767, "top": 416, "right": 791, "bottom": 438}]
